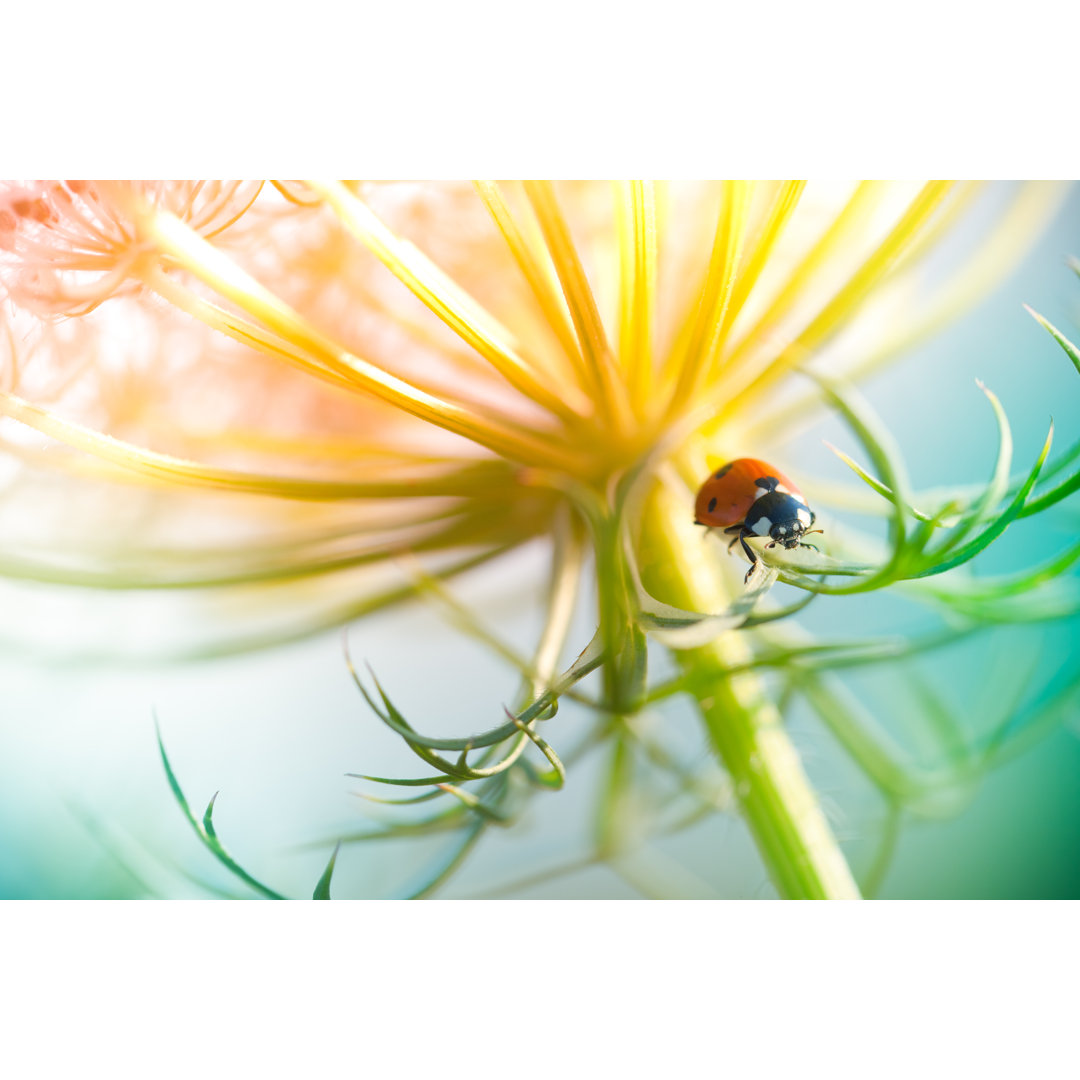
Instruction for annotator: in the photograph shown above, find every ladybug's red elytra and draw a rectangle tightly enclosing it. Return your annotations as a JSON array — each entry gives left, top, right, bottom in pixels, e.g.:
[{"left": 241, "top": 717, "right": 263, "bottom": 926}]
[{"left": 694, "top": 458, "right": 822, "bottom": 582}]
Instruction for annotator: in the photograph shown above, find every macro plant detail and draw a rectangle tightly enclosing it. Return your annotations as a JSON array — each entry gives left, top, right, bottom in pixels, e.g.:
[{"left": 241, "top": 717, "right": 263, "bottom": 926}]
[{"left": 1, "top": 180, "right": 1078, "bottom": 899}]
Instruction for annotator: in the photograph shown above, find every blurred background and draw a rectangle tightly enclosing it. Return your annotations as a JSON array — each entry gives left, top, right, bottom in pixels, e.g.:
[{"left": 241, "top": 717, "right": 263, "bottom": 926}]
[{"left": 1, "top": 183, "right": 1078, "bottom": 900}]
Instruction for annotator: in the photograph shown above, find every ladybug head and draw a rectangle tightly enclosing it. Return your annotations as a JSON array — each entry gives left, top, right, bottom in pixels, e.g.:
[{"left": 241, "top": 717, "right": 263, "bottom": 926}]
[
  {"left": 768, "top": 521, "right": 804, "bottom": 549},
  {"left": 767, "top": 510, "right": 817, "bottom": 550}
]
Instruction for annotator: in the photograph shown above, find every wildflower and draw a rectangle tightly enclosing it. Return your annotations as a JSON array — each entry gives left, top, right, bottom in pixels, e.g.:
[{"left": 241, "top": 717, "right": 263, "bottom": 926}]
[
  {"left": 0, "top": 181, "right": 262, "bottom": 317},
  {"left": 1, "top": 180, "right": 1077, "bottom": 899}
]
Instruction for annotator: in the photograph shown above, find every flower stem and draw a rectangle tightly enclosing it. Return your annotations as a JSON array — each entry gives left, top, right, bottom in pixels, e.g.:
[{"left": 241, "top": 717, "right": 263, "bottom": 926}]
[{"left": 637, "top": 475, "right": 861, "bottom": 899}]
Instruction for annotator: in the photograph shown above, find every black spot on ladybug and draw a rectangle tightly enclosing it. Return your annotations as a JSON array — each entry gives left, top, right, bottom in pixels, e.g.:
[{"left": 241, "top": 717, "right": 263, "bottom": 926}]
[
  {"left": 714, "top": 463, "right": 733, "bottom": 479},
  {"left": 708, "top": 497, "right": 717, "bottom": 513}
]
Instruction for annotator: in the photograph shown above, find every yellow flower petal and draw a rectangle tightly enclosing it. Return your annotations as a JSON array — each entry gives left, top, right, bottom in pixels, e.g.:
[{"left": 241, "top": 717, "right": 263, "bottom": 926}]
[
  {"left": 0, "top": 390, "right": 520, "bottom": 500},
  {"left": 718, "top": 181, "right": 958, "bottom": 417},
  {"left": 139, "top": 207, "right": 581, "bottom": 471},
  {"left": 615, "top": 180, "right": 658, "bottom": 417},
  {"left": 473, "top": 180, "right": 585, "bottom": 385},
  {"left": 665, "top": 180, "right": 754, "bottom": 412},
  {"left": 308, "top": 180, "right": 590, "bottom": 424},
  {"left": 522, "top": 180, "right": 634, "bottom": 436}
]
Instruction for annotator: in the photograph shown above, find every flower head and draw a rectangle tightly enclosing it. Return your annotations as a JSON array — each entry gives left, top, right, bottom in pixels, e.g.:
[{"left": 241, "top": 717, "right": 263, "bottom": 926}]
[
  {"left": 2, "top": 179, "right": 1077, "bottom": 899},
  {"left": 0, "top": 181, "right": 262, "bottom": 316}
]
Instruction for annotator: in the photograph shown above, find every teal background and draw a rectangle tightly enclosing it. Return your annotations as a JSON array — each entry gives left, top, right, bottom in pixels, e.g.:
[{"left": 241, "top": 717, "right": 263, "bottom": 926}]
[{"left": 1, "top": 184, "right": 1078, "bottom": 899}]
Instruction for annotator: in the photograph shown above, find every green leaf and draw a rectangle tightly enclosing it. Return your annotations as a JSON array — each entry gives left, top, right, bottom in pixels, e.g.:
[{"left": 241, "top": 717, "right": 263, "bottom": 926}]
[
  {"left": 859, "top": 807, "right": 903, "bottom": 900},
  {"left": 977, "top": 666, "right": 1080, "bottom": 769},
  {"left": 913, "top": 421, "right": 1054, "bottom": 578},
  {"left": 155, "top": 717, "right": 203, "bottom": 837},
  {"left": 508, "top": 709, "right": 567, "bottom": 788},
  {"left": 932, "top": 382, "right": 1013, "bottom": 556},
  {"left": 346, "top": 771, "right": 460, "bottom": 787},
  {"left": 916, "top": 539, "right": 1080, "bottom": 603},
  {"left": 350, "top": 787, "right": 447, "bottom": 805},
  {"left": 202, "top": 792, "right": 221, "bottom": 840},
  {"left": 797, "top": 674, "right": 949, "bottom": 807},
  {"left": 156, "top": 720, "right": 286, "bottom": 900},
  {"left": 346, "top": 634, "right": 602, "bottom": 754},
  {"left": 906, "top": 675, "right": 973, "bottom": 774},
  {"left": 741, "top": 586, "right": 819, "bottom": 626},
  {"left": 351, "top": 653, "right": 576, "bottom": 784},
  {"left": 998, "top": 305, "right": 1080, "bottom": 518},
  {"left": 1025, "top": 304, "right": 1080, "bottom": 375},
  {"left": 313, "top": 843, "right": 340, "bottom": 899},
  {"left": 723, "top": 626, "right": 976, "bottom": 677},
  {"left": 806, "top": 372, "right": 913, "bottom": 585},
  {"left": 1019, "top": 473, "right": 1080, "bottom": 518},
  {"left": 824, "top": 441, "right": 937, "bottom": 523},
  {"left": 402, "top": 821, "right": 486, "bottom": 899},
  {"left": 914, "top": 580, "right": 1080, "bottom": 624},
  {"left": 200, "top": 793, "right": 287, "bottom": 900},
  {"left": 323, "top": 807, "right": 471, "bottom": 847},
  {"left": 435, "top": 783, "right": 511, "bottom": 822}
]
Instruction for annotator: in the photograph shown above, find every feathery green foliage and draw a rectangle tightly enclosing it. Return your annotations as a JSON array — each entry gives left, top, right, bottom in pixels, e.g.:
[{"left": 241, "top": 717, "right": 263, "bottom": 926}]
[{"left": 155, "top": 269, "right": 1080, "bottom": 900}]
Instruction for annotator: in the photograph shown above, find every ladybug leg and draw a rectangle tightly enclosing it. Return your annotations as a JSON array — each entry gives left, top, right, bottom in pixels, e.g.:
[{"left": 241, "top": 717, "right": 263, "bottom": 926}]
[
  {"left": 739, "top": 532, "right": 758, "bottom": 584},
  {"left": 799, "top": 542, "right": 820, "bottom": 554},
  {"left": 723, "top": 523, "right": 745, "bottom": 554}
]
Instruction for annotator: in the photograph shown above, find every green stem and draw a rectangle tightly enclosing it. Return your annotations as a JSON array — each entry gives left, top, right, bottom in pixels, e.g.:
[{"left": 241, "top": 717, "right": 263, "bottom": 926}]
[
  {"left": 638, "top": 476, "right": 861, "bottom": 899},
  {"left": 590, "top": 497, "right": 648, "bottom": 716}
]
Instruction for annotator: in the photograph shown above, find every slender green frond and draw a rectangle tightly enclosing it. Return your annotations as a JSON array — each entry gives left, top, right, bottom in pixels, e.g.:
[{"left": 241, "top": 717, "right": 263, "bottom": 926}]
[
  {"left": 155, "top": 722, "right": 286, "bottom": 900},
  {"left": 402, "top": 821, "right": 486, "bottom": 900},
  {"left": 914, "top": 422, "right": 1053, "bottom": 578},
  {"left": 1025, "top": 304, "right": 1080, "bottom": 375},
  {"left": 312, "top": 843, "right": 340, "bottom": 899},
  {"left": 824, "top": 441, "right": 939, "bottom": 523}
]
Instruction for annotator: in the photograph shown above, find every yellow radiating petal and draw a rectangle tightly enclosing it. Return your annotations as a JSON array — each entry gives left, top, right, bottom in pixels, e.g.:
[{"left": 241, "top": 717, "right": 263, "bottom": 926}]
[
  {"left": 0, "top": 508, "right": 517, "bottom": 591},
  {"left": 146, "top": 268, "right": 363, "bottom": 395},
  {"left": 615, "top": 180, "right": 658, "bottom": 418},
  {"left": 0, "top": 390, "right": 520, "bottom": 501},
  {"left": 710, "top": 181, "right": 806, "bottom": 362},
  {"left": 149, "top": 268, "right": 510, "bottom": 422},
  {"left": 740, "top": 182, "right": 1072, "bottom": 443},
  {"left": 718, "top": 181, "right": 957, "bottom": 417},
  {"left": 716, "top": 181, "right": 890, "bottom": 382},
  {"left": 472, "top": 180, "right": 585, "bottom": 384},
  {"left": 138, "top": 208, "right": 580, "bottom": 471},
  {"left": 847, "top": 181, "right": 1064, "bottom": 377},
  {"left": 308, "top": 180, "right": 590, "bottom": 424},
  {"left": 317, "top": 250, "right": 513, "bottom": 389},
  {"left": 522, "top": 180, "right": 634, "bottom": 436},
  {"left": 664, "top": 180, "right": 754, "bottom": 413},
  {"left": 169, "top": 425, "right": 480, "bottom": 465}
]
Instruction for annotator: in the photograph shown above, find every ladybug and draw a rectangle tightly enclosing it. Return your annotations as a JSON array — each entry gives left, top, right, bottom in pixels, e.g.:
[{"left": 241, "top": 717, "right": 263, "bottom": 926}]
[{"left": 694, "top": 458, "right": 821, "bottom": 582}]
